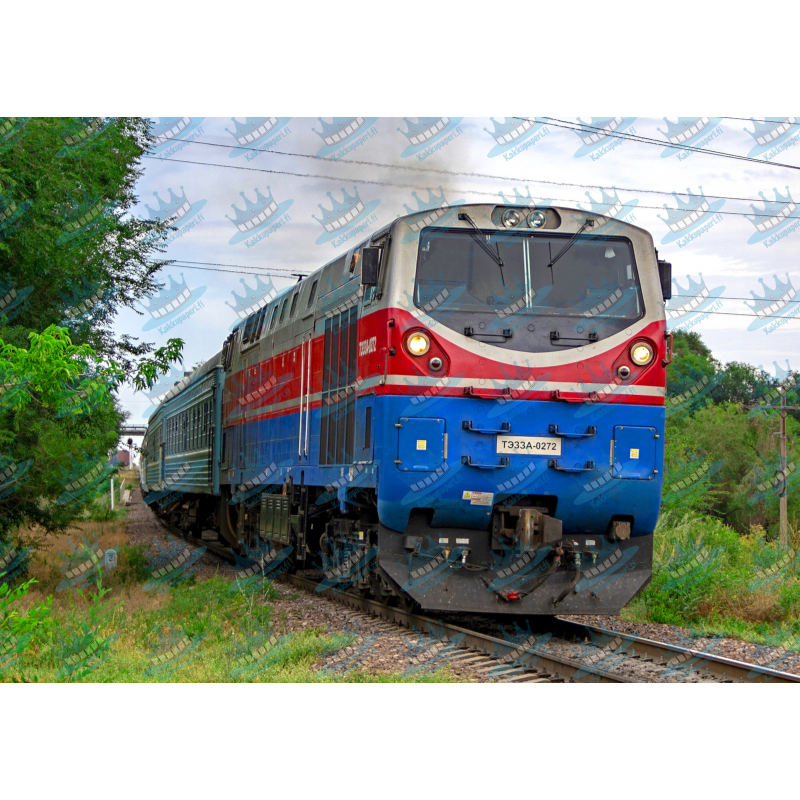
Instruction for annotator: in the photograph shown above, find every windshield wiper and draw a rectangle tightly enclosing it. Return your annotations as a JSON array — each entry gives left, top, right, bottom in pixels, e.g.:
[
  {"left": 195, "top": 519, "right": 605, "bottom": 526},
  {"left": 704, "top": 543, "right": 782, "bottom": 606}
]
[
  {"left": 458, "top": 212, "right": 505, "bottom": 286},
  {"left": 546, "top": 218, "right": 595, "bottom": 274}
]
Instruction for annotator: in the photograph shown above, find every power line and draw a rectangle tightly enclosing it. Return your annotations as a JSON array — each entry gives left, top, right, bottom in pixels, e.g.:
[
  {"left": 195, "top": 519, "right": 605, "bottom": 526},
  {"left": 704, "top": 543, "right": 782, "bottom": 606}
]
[
  {"left": 150, "top": 262, "right": 307, "bottom": 279},
  {"left": 147, "top": 133, "right": 798, "bottom": 207},
  {"left": 173, "top": 258, "right": 304, "bottom": 275},
  {"left": 143, "top": 154, "right": 797, "bottom": 220},
  {"left": 144, "top": 257, "right": 309, "bottom": 279},
  {"left": 723, "top": 116, "right": 793, "bottom": 125},
  {"left": 668, "top": 309, "right": 800, "bottom": 320},
  {"left": 531, "top": 117, "right": 800, "bottom": 172}
]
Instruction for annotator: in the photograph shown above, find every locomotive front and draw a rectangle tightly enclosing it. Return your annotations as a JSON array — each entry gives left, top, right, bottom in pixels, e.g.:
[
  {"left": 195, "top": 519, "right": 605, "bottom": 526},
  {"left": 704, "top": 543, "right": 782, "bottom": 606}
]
[{"left": 361, "top": 203, "right": 670, "bottom": 614}]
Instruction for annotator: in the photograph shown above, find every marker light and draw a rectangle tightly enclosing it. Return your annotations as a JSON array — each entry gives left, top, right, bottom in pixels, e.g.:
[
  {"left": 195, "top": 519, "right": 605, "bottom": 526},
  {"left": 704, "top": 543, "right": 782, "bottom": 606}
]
[
  {"left": 501, "top": 209, "right": 523, "bottom": 228},
  {"left": 527, "top": 211, "right": 547, "bottom": 228},
  {"left": 406, "top": 333, "right": 431, "bottom": 356},
  {"left": 630, "top": 342, "right": 654, "bottom": 366}
]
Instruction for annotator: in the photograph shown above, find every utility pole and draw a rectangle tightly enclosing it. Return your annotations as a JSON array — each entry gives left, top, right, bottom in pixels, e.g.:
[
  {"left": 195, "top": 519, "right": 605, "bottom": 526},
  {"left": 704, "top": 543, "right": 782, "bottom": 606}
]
[
  {"left": 774, "top": 391, "right": 799, "bottom": 546},
  {"left": 779, "top": 392, "right": 788, "bottom": 546},
  {"left": 750, "top": 380, "right": 798, "bottom": 547}
]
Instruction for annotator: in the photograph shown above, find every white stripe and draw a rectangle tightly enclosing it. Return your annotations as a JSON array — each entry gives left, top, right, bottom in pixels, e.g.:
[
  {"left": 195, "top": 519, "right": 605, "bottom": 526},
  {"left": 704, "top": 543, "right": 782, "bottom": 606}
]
[{"left": 380, "top": 375, "right": 665, "bottom": 397}]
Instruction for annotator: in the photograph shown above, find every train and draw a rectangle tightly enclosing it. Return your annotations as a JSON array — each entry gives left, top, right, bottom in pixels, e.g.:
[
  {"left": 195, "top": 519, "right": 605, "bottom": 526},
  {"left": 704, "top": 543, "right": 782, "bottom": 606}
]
[{"left": 140, "top": 200, "right": 672, "bottom": 615}]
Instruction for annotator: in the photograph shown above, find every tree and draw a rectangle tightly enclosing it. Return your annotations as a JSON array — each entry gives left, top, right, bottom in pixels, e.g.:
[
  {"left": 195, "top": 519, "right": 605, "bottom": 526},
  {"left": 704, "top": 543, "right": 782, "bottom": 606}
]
[
  {"left": 0, "top": 118, "right": 172, "bottom": 372},
  {"left": 0, "top": 118, "right": 183, "bottom": 540},
  {"left": 666, "top": 330, "right": 719, "bottom": 397}
]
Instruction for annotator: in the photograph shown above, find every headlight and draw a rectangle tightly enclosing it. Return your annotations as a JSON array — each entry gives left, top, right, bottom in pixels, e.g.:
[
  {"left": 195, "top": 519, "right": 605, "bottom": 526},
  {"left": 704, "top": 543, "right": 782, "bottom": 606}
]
[
  {"left": 527, "top": 211, "right": 547, "bottom": 228},
  {"left": 501, "top": 209, "right": 522, "bottom": 228},
  {"left": 406, "top": 332, "right": 430, "bottom": 356},
  {"left": 630, "top": 342, "right": 654, "bottom": 365}
]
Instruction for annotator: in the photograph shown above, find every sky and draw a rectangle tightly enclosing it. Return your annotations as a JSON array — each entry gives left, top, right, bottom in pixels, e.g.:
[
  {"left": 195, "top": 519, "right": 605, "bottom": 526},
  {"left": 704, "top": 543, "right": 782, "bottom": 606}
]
[{"left": 117, "top": 115, "right": 800, "bottom": 427}]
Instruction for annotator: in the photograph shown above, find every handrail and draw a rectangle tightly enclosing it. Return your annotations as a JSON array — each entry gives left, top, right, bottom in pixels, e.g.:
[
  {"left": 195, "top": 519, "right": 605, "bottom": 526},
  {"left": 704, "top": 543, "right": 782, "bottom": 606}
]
[
  {"left": 547, "top": 459, "right": 596, "bottom": 472},
  {"left": 462, "top": 420, "right": 511, "bottom": 434},
  {"left": 548, "top": 424, "right": 597, "bottom": 438},
  {"left": 464, "top": 386, "right": 511, "bottom": 400},
  {"left": 304, "top": 337, "right": 312, "bottom": 457},
  {"left": 298, "top": 335, "right": 305, "bottom": 457},
  {"left": 461, "top": 455, "right": 510, "bottom": 469}
]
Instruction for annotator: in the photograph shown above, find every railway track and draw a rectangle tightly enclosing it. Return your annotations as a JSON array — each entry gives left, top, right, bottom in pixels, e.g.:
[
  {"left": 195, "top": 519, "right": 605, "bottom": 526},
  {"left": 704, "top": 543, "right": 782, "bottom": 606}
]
[
  {"left": 291, "top": 573, "right": 800, "bottom": 683},
  {"left": 551, "top": 617, "right": 800, "bottom": 684},
  {"left": 157, "top": 518, "right": 800, "bottom": 683},
  {"left": 288, "top": 573, "right": 631, "bottom": 683}
]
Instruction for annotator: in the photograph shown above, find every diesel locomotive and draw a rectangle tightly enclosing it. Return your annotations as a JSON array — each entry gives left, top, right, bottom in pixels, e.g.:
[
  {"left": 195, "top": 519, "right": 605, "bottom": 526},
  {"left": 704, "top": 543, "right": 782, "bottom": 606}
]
[{"left": 140, "top": 200, "right": 672, "bottom": 615}]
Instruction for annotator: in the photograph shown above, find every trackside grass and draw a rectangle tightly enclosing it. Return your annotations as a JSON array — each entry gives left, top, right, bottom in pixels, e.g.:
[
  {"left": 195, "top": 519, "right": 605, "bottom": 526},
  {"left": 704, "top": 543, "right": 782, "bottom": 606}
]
[
  {"left": 623, "top": 510, "right": 800, "bottom": 643},
  {"left": 1, "top": 523, "right": 457, "bottom": 683},
  {"left": 2, "top": 575, "right": 458, "bottom": 683}
]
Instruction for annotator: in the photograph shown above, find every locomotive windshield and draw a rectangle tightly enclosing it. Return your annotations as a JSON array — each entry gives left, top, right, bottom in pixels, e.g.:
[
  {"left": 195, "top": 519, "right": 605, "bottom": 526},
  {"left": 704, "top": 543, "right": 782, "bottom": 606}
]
[{"left": 414, "top": 228, "right": 644, "bottom": 350}]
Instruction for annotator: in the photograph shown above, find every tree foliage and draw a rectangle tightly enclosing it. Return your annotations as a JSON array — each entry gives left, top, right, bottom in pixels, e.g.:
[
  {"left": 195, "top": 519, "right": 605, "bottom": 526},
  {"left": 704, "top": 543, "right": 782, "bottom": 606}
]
[
  {"left": 665, "top": 330, "right": 800, "bottom": 538},
  {"left": 0, "top": 118, "right": 184, "bottom": 539}
]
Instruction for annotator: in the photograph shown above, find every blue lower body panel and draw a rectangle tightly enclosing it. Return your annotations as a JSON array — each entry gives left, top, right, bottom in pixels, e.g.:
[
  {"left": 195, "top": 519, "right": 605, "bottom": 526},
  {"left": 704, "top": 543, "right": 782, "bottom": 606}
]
[{"left": 375, "top": 395, "right": 664, "bottom": 537}]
